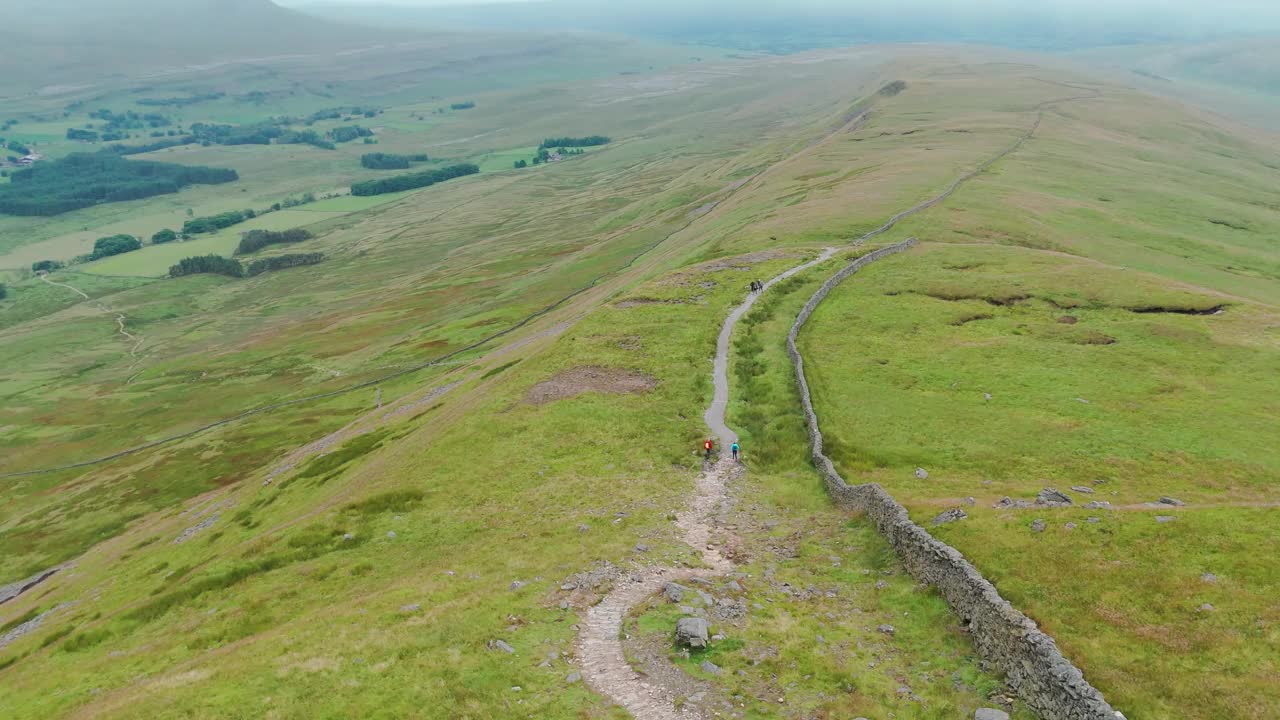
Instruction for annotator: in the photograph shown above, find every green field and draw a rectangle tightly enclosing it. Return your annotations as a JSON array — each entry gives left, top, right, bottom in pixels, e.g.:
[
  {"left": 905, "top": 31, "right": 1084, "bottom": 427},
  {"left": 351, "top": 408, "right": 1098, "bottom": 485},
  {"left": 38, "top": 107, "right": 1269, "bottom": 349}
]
[
  {"left": 799, "top": 244, "right": 1280, "bottom": 720},
  {"left": 2, "top": 33, "right": 1280, "bottom": 720}
]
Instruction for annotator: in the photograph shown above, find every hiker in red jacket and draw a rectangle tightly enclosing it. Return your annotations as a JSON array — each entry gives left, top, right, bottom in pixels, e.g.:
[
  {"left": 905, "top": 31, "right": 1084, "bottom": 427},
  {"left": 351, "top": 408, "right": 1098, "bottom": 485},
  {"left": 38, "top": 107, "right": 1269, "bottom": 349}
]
[{"left": 704, "top": 438, "right": 714, "bottom": 460}]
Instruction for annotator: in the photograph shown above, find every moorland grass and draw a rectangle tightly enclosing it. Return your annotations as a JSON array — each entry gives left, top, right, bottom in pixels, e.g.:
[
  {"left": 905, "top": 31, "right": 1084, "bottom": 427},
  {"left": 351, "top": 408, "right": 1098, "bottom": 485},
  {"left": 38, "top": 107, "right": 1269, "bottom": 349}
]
[{"left": 800, "top": 243, "right": 1280, "bottom": 719}]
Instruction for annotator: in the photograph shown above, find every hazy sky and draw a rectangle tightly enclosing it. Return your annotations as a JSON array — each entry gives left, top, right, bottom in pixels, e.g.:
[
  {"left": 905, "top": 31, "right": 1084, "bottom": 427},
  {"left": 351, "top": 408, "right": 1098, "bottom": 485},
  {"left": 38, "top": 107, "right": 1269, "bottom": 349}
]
[{"left": 277, "top": 0, "right": 1280, "bottom": 39}]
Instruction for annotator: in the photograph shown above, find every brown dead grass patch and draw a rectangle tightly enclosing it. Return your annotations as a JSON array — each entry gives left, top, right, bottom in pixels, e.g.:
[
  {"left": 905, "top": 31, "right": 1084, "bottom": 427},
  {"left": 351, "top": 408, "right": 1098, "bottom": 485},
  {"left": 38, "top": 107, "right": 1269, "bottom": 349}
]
[{"left": 525, "top": 366, "right": 658, "bottom": 406}]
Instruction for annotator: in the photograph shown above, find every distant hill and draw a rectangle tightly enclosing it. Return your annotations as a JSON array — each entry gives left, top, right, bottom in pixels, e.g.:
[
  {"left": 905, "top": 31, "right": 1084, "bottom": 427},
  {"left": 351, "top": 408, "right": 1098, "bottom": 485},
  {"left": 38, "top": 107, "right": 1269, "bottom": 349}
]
[
  {"left": 1069, "top": 38, "right": 1280, "bottom": 129},
  {"left": 0, "top": 0, "right": 403, "bottom": 93}
]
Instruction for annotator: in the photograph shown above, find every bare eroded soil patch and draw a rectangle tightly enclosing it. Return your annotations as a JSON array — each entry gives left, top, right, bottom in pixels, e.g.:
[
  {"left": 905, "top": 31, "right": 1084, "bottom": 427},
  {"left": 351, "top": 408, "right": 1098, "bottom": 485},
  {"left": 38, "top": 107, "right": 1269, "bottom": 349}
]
[{"left": 526, "top": 366, "right": 658, "bottom": 405}]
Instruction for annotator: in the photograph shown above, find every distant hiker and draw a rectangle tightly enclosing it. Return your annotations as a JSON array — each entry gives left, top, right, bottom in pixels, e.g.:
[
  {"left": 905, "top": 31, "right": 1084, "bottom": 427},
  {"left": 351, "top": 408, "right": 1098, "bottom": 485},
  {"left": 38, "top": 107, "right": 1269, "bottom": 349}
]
[
  {"left": 731, "top": 441, "right": 740, "bottom": 462},
  {"left": 704, "top": 438, "right": 714, "bottom": 460},
  {"left": 755, "top": 279, "right": 763, "bottom": 293},
  {"left": 749, "top": 281, "right": 756, "bottom": 294}
]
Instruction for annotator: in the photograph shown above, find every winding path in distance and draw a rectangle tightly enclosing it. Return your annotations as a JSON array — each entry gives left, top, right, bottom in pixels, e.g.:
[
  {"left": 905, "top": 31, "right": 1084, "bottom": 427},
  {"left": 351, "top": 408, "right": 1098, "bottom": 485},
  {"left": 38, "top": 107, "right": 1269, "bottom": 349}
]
[{"left": 38, "top": 273, "right": 144, "bottom": 358}]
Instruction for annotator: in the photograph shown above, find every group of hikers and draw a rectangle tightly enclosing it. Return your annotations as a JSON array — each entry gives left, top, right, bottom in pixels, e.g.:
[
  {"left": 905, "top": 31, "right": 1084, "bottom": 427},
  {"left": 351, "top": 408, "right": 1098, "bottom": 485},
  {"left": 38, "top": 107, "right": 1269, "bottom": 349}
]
[
  {"left": 749, "top": 279, "right": 765, "bottom": 293},
  {"left": 704, "top": 438, "right": 740, "bottom": 462}
]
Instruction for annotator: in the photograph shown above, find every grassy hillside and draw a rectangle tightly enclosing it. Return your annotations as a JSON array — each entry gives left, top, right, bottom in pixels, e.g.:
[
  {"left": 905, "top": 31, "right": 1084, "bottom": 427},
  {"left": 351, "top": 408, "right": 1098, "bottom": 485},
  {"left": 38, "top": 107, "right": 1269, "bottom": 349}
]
[
  {"left": 2, "top": 42, "right": 1279, "bottom": 720},
  {"left": 788, "top": 75, "right": 1280, "bottom": 718}
]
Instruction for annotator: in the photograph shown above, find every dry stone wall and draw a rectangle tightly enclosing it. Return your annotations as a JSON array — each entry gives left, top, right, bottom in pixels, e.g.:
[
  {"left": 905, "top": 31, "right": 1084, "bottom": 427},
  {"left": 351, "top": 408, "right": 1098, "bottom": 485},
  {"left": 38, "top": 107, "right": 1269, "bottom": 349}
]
[{"left": 787, "top": 238, "right": 1122, "bottom": 720}]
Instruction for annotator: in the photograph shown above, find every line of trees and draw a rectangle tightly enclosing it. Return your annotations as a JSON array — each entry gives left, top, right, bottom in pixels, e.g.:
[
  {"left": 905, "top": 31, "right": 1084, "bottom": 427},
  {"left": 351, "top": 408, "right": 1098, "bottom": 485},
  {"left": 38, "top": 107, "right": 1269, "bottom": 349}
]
[
  {"left": 351, "top": 163, "right": 479, "bottom": 197},
  {"left": 184, "top": 209, "right": 255, "bottom": 235},
  {"left": 330, "top": 126, "right": 373, "bottom": 144},
  {"left": 169, "top": 255, "right": 244, "bottom": 278},
  {"left": 450, "top": 101, "right": 476, "bottom": 110},
  {"left": 152, "top": 229, "right": 178, "bottom": 244},
  {"left": 107, "top": 137, "right": 192, "bottom": 155},
  {"left": 0, "top": 153, "right": 237, "bottom": 217},
  {"left": 137, "top": 93, "right": 225, "bottom": 107},
  {"left": 361, "top": 153, "right": 429, "bottom": 170},
  {"left": 236, "top": 228, "right": 313, "bottom": 255},
  {"left": 539, "top": 136, "right": 610, "bottom": 149},
  {"left": 169, "top": 252, "right": 325, "bottom": 279},
  {"left": 90, "top": 234, "right": 143, "bottom": 261},
  {"left": 246, "top": 253, "right": 324, "bottom": 276}
]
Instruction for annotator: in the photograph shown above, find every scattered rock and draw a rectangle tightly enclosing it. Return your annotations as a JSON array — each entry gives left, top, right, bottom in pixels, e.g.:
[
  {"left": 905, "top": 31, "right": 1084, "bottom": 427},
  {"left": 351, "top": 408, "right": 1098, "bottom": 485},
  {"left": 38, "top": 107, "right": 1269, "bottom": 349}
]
[
  {"left": 675, "top": 617, "right": 710, "bottom": 649},
  {"left": 400, "top": 603, "right": 421, "bottom": 613},
  {"left": 566, "top": 672, "right": 581, "bottom": 684},
  {"left": 1084, "top": 501, "right": 1112, "bottom": 510},
  {"left": 511, "top": 686, "right": 521, "bottom": 692},
  {"left": 875, "top": 580, "right": 888, "bottom": 590},
  {"left": 633, "top": 543, "right": 650, "bottom": 553},
  {"left": 1076, "top": 397, "right": 1090, "bottom": 404},
  {"left": 1158, "top": 497, "right": 1185, "bottom": 507},
  {"left": 560, "top": 583, "right": 577, "bottom": 591},
  {"left": 1065, "top": 523, "right": 1077, "bottom": 530},
  {"left": 576, "top": 523, "right": 590, "bottom": 533},
  {"left": 877, "top": 624, "right": 895, "bottom": 636},
  {"left": 664, "top": 582, "right": 687, "bottom": 603},
  {"left": 1201, "top": 573, "right": 1218, "bottom": 584},
  {"left": 509, "top": 581, "right": 527, "bottom": 591},
  {"left": 725, "top": 579, "right": 744, "bottom": 593},
  {"left": 386, "top": 531, "right": 397, "bottom": 539},
  {"left": 1071, "top": 485, "right": 1095, "bottom": 494},
  {"left": 489, "top": 640, "right": 515, "bottom": 654},
  {"left": 976, "top": 709, "right": 1011, "bottom": 720},
  {"left": 962, "top": 497, "right": 977, "bottom": 506},
  {"left": 342, "top": 533, "right": 355, "bottom": 541},
  {"left": 994, "top": 496, "right": 1033, "bottom": 509},
  {"left": 1058, "top": 316, "right": 1079, "bottom": 325},
  {"left": 173, "top": 513, "right": 220, "bottom": 545},
  {"left": 1087, "top": 517, "right": 1102, "bottom": 524},
  {"left": 1031, "top": 519, "right": 1046, "bottom": 533},
  {"left": 932, "top": 508, "right": 968, "bottom": 526},
  {"left": 1156, "top": 516, "right": 1176, "bottom": 523},
  {"left": 1198, "top": 603, "right": 1215, "bottom": 612},
  {"left": 1037, "top": 488, "right": 1073, "bottom": 506},
  {"left": 713, "top": 597, "right": 747, "bottom": 620},
  {"left": 700, "top": 660, "right": 722, "bottom": 675},
  {"left": 914, "top": 468, "right": 929, "bottom": 479}
]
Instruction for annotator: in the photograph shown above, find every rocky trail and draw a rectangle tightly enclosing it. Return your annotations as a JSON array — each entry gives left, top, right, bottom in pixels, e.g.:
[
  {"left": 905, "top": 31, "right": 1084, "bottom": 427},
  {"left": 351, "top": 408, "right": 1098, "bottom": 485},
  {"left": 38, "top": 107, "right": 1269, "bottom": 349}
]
[{"left": 578, "top": 248, "right": 838, "bottom": 719}]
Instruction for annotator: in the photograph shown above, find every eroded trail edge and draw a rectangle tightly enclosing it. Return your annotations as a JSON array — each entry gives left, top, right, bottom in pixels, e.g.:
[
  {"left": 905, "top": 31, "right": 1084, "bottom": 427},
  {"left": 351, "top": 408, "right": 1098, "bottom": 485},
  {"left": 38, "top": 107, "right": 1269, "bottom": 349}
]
[
  {"left": 578, "top": 250, "right": 836, "bottom": 719},
  {"left": 787, "top": 242, "right": 1122, "bottom": 719}
]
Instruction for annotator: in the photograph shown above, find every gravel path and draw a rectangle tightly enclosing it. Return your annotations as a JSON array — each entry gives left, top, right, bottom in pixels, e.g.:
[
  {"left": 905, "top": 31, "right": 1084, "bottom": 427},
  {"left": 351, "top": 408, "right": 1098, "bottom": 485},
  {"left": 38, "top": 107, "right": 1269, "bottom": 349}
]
[
  {"left": 578, "top": 252, "right": 824, "bottom": 719},
  {"left": 705, "top": 248, "right": 837, "bottom": 446}
]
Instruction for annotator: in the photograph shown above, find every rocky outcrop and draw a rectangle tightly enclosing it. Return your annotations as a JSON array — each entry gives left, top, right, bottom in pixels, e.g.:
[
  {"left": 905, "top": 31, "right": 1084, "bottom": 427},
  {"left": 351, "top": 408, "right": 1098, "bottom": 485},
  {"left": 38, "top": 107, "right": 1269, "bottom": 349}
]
[
  {"left": 786, "top": 238, "right": 1121, "bottom": 720},
  {"left": 0, "top": 565, "right": 67, "bottom": 606}
]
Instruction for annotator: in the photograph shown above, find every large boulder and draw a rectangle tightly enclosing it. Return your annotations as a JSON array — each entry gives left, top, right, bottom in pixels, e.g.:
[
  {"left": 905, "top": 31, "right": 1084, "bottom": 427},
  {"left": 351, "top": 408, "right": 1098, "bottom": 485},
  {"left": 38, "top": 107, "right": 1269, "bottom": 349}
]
[
  {"left": 675, "top": 617, "right": 709, "bottom": 649},
  {"left": 975, "top": 710, "right": 1010, "bottom": 720},
  {"left": 931, "top": 508, "right": 968, "bottom": 526},
  {"left": 1036, "top": 488, "right": 1073, "bottom": 506},
  {"left": 663, "top": 582, "right": 687, "bottom": 603}
]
